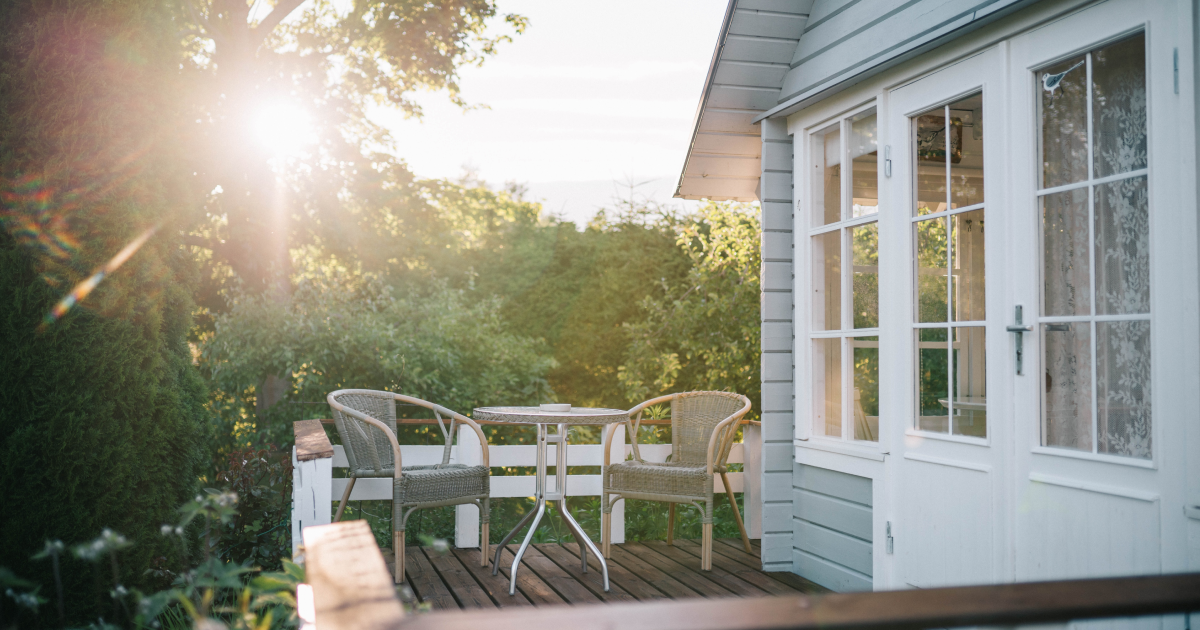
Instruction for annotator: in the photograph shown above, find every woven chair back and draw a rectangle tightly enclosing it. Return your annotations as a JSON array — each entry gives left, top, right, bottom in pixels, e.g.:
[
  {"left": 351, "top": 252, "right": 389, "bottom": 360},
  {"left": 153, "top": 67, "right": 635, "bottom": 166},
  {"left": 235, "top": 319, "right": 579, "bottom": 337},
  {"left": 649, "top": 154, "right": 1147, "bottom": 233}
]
[
  {"left": 671, "top": 391, "right": 746, "bottom": 465},
  {"left": 330, "top": 390, "right": 398, "bottom": 477}
]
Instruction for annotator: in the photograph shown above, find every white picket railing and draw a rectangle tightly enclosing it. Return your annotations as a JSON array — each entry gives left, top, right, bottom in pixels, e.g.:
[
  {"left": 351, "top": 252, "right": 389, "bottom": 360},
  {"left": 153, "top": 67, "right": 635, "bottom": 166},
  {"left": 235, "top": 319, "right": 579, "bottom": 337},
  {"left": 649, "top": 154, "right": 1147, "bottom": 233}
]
[{"left": 291, "top": 422, "right": 762, "bottom": 553}]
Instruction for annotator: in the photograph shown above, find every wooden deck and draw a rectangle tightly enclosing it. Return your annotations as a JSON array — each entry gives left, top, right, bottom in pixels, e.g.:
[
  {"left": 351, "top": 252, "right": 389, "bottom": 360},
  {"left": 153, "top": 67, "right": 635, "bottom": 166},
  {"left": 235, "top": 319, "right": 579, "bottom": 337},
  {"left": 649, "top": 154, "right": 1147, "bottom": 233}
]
[{"left": 384, "top": 538, "right": 828, "bottom": 611}]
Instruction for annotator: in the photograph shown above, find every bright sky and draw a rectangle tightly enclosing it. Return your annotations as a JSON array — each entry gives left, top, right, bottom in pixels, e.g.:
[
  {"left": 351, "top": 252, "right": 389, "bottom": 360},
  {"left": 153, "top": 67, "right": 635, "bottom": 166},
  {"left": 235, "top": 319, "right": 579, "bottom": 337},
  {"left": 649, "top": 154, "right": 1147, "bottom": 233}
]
[{"left": 370, "top": 0, "right": 728, "bottom": 224}]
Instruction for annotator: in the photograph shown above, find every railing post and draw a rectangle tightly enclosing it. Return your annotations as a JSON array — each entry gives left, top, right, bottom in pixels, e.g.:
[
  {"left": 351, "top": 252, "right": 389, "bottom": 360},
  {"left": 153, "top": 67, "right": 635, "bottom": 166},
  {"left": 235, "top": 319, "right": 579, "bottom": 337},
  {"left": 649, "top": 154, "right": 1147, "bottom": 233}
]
[
  {"left": 455, "top": 424, "right": 482, "bottom": 549},
  {"left": 606, "top": 423, "right": 626, "bottom": 545},
  {"left": 292, "top": 420, "right": 334, "bottom": 556},
  {"left": 743, "top": 423, "right": 762, "bottom": 539}
]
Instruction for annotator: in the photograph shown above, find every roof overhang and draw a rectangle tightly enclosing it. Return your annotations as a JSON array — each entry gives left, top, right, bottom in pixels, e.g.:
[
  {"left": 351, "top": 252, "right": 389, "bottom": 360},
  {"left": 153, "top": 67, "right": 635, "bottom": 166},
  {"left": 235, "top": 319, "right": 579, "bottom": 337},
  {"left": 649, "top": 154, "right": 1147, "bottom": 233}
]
[{"left": 674, "top": 1, "right": 811, "bottom": 202}]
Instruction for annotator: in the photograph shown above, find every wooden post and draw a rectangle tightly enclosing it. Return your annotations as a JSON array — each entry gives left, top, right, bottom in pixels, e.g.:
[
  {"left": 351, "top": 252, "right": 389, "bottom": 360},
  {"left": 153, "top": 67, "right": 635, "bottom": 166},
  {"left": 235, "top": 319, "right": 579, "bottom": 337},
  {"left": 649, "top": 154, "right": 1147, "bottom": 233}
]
[
  {"left": 292, "top": 420, "right": 334, "bottom": 556},
  {"left": 606, "top": 423, "right": 626, "bottom": 545},
  {"left": 742, "top": 423, "right": 763, "bottom": 539},
  {"left": 454, "top": 424, "right": 481, "bottom": 549}
]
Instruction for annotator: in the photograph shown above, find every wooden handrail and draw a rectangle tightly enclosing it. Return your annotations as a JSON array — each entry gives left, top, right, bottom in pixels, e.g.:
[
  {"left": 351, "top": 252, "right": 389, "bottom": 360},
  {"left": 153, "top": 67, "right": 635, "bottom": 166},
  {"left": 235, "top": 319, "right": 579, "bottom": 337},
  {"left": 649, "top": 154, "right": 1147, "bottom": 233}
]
[
  {"left": 315, "top": 417, "right": 760, "bottom": 427},
  {"left": 295, "top": 419, "right": 334, "bottom": 461},
  {"left": 298, "top": 491, "right": 1200, "bottom": 630},
  {"left": 396, "top": 572, "right": 1200, "bottom": 630},
  {"left": 303, "top": 520, "right": 403, "bottom": 630}
]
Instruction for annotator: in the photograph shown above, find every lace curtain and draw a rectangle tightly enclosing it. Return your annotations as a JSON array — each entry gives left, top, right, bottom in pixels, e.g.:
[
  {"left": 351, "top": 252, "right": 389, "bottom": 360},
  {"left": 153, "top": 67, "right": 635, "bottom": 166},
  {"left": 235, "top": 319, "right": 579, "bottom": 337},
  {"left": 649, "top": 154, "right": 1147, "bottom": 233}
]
[{"left": 1040, "top": 34, "right": 1151, "bottom": 459}]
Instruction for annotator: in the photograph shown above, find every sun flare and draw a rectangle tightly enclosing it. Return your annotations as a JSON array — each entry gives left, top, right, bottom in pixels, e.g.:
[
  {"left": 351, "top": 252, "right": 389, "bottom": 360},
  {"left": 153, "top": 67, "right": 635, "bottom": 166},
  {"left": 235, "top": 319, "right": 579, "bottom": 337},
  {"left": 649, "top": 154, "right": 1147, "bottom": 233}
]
[{"left": 253, "top": 100, "right": 317, "bottom": 156}]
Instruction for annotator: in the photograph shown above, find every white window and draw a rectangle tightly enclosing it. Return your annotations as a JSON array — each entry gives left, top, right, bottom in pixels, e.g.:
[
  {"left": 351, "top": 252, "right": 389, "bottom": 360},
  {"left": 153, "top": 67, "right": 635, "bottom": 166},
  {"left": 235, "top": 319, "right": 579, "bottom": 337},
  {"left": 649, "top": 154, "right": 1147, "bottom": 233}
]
[
  {"left": 1037, "top": 32, "right": 1151, "bottom": 459},
  {"left": 911, "top": 94, "right": 987, "bottom": 438},
  {"left": 809, "top": 107, "right": 879, "bottom": 442}
]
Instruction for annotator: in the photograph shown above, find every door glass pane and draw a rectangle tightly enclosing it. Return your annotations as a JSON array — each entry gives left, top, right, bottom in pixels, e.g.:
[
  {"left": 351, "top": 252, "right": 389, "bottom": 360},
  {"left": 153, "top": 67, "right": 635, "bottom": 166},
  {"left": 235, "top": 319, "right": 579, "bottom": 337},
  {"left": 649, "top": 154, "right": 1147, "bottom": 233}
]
[
  {"left": 813, "top": 338, "right": 842, "bottom": 438},
  {"left": 951, "top": 326, "right": 986, "bottom": 437},
  {"left": 852, "top": 222, "right": 879, "bottom": 328},
  {"left": 951, "top": 209, "right": 985, "bottom": 322},
  {"left": 813, "top": 124, "right": 841, "bottom": 227},
  {"left": 1043, "top": 322, "right": 1093, "bottom": 451},
  {"left": 852, "top": 336, "right": 879, "bottom": 442},
  {"left": 850, "top": 111, "right": 879, "bottom": 217},
  {"left": 915, "top": 113, "right": 949, "bottom": 216},
  {"left": 1040, "top": 53, "right": 1089, "bottom": 188},
  {"left": 1096, "top": 320, "right": 1151, "bottom": 458},
  {"left": 1042, "top": 188, "right": 1091, "bottom": 317},
  {"left": 1095, "top": 176, "right": 1149, "bottom": 315},
  {"left": 1092, "top": 34, "right": 1147, "bottom": 178},
  {"left": 915, "top": 217, "right": 948, "bottom": 323},
  {"left": 917, "top": 327, "right": 950, "bottom": 433},
  {"left": 950, "top": 94, "right": 984, "bottom": 208},
  {"left": 813, "top": 230, "right": 841, "bottom": 331}
]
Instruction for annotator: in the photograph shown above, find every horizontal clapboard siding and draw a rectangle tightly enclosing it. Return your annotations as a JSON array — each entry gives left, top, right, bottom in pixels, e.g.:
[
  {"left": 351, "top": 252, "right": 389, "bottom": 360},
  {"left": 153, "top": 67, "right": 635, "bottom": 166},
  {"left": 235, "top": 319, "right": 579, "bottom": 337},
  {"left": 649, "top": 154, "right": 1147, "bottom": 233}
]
[
  {"left": 776, "top": 0, "right": 1030, "bottom": 107},
  {"left": 793, "top": 463, "right": 873, "bottom": 592}
]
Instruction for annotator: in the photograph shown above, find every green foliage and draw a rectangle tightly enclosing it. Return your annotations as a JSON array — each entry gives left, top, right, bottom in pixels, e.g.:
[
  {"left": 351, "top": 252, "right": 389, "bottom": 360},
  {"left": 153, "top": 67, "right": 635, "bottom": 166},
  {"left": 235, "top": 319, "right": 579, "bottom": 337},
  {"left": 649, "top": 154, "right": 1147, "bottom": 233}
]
[
  {"left": 618, "top": 201, "right": 761, "bottom": 411},
  {"left": 0, "top": 0, "right": 207, "bottom": 623},
  {"left": 210, "top": 449, "right": 294, "bottom": 569},
  {"left": 199, "top": 268, "right": 556, "bottom": 450}
]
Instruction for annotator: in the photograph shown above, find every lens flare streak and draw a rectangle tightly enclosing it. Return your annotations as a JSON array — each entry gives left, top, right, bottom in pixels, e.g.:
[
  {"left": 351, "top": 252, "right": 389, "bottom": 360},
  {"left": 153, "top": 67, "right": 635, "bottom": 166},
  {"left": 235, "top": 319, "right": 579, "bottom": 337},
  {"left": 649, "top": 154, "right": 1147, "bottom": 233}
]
[{"left": 38, "top": 224, "right": 159, "bottom": 331}]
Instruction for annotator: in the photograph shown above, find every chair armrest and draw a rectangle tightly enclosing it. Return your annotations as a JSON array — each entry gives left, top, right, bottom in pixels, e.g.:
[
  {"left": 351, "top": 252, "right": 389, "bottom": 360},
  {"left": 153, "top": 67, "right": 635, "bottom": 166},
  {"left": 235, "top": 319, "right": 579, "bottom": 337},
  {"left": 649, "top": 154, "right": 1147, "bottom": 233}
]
[
  {"left": 392, "top": 394, "right": 490, "bottom": 468},
  {"left": 705, "top": 395, "right": 752, "bottom": 475},
  {"left": 326, "top": 393, "right": 405, "bottom": 478}
]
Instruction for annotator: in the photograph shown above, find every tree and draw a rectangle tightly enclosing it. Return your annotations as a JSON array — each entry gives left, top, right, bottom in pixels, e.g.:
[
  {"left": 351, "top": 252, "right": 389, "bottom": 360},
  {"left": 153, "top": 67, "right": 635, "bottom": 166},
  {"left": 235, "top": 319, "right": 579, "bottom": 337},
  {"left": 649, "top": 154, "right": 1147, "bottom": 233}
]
[
  {"left": 0, "top": 0, "right": 207, "bottom": 620},
  {"left": 618, "top": 202, "right": 761, "bottom": 412}
]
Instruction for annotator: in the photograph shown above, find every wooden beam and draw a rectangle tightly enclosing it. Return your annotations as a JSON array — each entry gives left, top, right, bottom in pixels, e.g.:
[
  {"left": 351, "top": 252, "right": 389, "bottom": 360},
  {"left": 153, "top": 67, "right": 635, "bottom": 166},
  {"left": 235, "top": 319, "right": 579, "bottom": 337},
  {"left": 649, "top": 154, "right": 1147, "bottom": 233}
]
[
  {"left": 302, "top": 521, "right": 403, "bottom": 630},
  {"left": 295, "top": 419, "right": 333, "bottom": 461},
  {"left": 396, "top": 572, "right": 1200, "bottom": 630}
]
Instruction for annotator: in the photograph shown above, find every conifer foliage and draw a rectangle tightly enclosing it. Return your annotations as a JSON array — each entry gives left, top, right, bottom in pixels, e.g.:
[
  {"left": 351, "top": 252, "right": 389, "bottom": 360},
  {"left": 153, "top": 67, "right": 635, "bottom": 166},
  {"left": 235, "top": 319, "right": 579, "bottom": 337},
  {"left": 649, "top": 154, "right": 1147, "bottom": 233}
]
[{"left": 0, "top": 0, "right": 208, "bottom": 621}]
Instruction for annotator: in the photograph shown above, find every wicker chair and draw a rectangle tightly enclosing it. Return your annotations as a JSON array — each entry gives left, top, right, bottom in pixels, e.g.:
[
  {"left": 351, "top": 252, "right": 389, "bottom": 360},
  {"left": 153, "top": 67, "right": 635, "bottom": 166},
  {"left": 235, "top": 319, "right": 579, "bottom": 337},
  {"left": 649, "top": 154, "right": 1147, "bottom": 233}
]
[
  {"left": 601, "top": 391, "right": 752, "bottom": 570},
  {"left": 326, "top": 389, "right": 490, "bottom": 584}
]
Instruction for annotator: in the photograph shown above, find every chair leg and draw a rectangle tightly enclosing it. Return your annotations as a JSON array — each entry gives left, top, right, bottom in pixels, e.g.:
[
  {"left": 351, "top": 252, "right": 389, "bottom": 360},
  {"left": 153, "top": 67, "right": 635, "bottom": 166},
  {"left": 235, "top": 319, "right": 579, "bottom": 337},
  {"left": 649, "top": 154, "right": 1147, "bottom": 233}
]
[
  {"left": 701, "top": 523, "right": 713, "bottom": 571},
  {"left": 481, "top": 522, "right": 489, "bottom": 567},
  {"left": 394, "top": 532, "right": 405, "bottom": 584},
  {"left": 334, "top": 477, "right": 357, "bottom": 522},
  {"left": 601, "top": 512, "right": 611, "bottom": 558},
  {"left": 721, "top": 471, "right": 752, "bottom": 553},
  {"left": 666, "top": 503, "right": 675, "bottom": 546}
]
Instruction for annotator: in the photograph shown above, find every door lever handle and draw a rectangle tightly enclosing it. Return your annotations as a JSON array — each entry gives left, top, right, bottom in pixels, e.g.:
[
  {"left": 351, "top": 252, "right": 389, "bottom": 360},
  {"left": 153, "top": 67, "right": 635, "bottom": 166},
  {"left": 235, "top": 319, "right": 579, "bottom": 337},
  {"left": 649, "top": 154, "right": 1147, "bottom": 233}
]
[{"left": 1008, "top": 305, "right": 1033, "bottom": 375}]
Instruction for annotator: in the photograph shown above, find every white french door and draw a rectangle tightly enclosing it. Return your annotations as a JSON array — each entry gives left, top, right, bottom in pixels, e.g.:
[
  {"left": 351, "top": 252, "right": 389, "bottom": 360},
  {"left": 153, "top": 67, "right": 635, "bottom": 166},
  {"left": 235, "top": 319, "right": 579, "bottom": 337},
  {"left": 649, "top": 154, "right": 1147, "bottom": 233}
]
[
  {"left": 1006, "top": 0, "right": 1196, "bottom": 583},
  {"left": 882, "top": 46, "right": 1012, "bottom": 588}
]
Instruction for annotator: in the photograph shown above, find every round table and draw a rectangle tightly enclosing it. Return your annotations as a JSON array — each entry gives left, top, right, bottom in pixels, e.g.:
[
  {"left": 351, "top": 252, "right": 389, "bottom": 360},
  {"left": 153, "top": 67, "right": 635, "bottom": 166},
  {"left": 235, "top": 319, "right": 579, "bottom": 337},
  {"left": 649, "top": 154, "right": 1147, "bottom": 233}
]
[{"left": 473, "top": 406, "right": 628, "bottom": 595}]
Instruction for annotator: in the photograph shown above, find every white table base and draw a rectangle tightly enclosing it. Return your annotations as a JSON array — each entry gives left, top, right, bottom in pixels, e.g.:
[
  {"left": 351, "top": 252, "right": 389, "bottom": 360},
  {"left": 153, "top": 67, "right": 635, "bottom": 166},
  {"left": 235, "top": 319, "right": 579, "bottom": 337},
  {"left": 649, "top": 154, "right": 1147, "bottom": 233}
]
[{"left": 490, "top": 422, "right": 610, "bottom": 594}]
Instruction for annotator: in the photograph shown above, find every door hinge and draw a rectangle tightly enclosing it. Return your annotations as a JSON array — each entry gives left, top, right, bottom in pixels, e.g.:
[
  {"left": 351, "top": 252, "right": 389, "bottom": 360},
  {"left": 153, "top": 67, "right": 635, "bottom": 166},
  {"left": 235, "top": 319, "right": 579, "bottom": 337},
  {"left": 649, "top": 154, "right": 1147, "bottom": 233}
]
[
  {"left": 886, "top": 521, "right": 894, "bottom": 554},
  {"left": 884, "top": 145, "right": 892, "bottom": 178}
]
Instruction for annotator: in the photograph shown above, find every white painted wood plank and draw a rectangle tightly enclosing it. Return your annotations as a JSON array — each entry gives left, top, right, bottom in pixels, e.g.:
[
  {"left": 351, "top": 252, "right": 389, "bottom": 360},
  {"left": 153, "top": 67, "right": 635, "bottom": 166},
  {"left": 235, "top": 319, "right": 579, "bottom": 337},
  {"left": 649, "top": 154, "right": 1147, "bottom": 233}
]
[
  {"left": 730, "top": 9, "right": 807, "bottom": 39},
  {"left": 714, "top": 61, "right": 789, "bottom": 89},
  {"left": 292, "top": 447, "right": 333, "bottom": 555},
  {"left": 693, "top": 132, "right": 763, "bottom": 155},
  {"left": 678, "top": 176, "right": 760, "bottom": 200},
  {"left": 332, "top": 444, "right": 449, "bottom": 468},
  {"left": 723, "top": 34, "right": 799, "bottom": 64},
  {"left": 606, "top": 423, "right": 626, "bottom": 545},
  {"left": 454, "top": 425, "right": 482, "bottom": 548},
  {"left": 685, "top": 155, "right": 763, "bottom": 179},
  {"left": 708, "top": 84, "right": 781, "bottom": 111},
  {"left": 743, "top": 424, "right": 763, "bottom": 539},
  {"left": 699, "top": 109, "right": 761, "bottom": 135}
]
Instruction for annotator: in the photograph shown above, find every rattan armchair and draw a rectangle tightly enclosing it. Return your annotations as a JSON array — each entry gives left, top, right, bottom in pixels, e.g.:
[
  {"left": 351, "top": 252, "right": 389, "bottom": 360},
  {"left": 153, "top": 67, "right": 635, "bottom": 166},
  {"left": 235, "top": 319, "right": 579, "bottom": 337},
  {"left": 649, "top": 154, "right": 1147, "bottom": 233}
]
[
  {"left": 601, "top": 391, "right": 752, "bottom": 570},
  {"left": 326, "top": 389, "right": 490, "bottom": 584}
]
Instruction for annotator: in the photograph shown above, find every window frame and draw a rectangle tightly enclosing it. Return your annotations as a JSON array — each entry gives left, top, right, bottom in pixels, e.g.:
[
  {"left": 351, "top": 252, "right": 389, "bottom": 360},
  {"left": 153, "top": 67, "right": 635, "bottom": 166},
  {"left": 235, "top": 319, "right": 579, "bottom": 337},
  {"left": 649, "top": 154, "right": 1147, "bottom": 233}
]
[
  {"left": 805, "top": 102, "right": 882, "bottom": 445},
  {"left": 1033, "top": 29, "right": 1154, "bottom": 462}
]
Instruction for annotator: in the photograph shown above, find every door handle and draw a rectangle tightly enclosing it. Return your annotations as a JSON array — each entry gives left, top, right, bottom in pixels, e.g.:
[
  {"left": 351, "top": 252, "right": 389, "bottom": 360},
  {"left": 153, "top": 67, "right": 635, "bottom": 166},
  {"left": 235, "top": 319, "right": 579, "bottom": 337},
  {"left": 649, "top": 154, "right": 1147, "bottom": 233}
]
[{"left": 1007, "top": 305, "right": 1033, "bottom": 375}]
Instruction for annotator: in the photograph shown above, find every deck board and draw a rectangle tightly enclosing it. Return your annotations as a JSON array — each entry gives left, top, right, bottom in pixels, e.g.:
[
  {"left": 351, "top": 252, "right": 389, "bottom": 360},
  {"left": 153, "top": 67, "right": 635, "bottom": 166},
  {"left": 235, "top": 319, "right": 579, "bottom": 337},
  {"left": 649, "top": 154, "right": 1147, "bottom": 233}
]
[
  {"left": 506, "top": 544, "right": 603, "bottom": 605},
  {"left": 535, "top": 543, "right": 639, "bottom": 603},
  {"left": 422, "top": 547, "right": 495, "bottom": 609},
  {"left": 673, "top": 539, "right": 799, "bottom": 596},
  {"left": 712, "top": 538, "right": 831, "bottom": 593},
  {"left": 449, "top": 548, "right": 535, "bottom": 608},
  {"left": 388, "top": 539, "right": 824, "bottom": 611},
  {"left": 561, "top": 542, "right": 671, "bottom": 602},
  {"left": 642, "top": 540, "right": 768, "bottom": 597}
]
